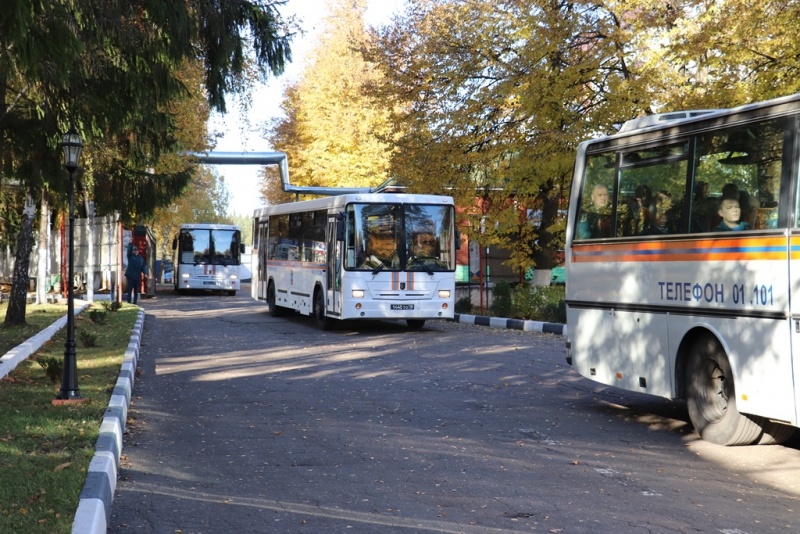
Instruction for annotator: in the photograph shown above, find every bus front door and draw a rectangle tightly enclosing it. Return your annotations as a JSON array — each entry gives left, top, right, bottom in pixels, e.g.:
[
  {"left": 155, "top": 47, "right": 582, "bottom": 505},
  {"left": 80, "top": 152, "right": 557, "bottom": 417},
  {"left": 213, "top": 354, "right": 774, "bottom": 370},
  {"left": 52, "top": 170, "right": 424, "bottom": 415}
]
[{"left": 326, "top": 218, "right": 342, "bottom": 319}]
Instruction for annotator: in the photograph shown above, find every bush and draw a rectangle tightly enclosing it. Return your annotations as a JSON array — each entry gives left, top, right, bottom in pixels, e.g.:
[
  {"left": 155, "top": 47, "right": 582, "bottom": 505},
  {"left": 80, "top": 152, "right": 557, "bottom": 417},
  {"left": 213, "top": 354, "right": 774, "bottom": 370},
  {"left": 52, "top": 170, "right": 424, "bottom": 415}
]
[
  {"left": 490, "top": 280, "right": 513, "bottom": 318},
  {"left": 101, "top": 300, "right": 122, "bottom": 312},
  {"left": 36, "top": 356, "right": 63, "bottom": 383},
  {"left": 79, "top": 331, "right": 98, "bottom": 348},
  {"left": 89, "top": 309, "right": 108, "bottom": 324},
  {"left": 510, "top": 284, "right": 566, "bottom": 323},
  {"left": 455, "top": 296, "right": 473, "bottom": 314}
]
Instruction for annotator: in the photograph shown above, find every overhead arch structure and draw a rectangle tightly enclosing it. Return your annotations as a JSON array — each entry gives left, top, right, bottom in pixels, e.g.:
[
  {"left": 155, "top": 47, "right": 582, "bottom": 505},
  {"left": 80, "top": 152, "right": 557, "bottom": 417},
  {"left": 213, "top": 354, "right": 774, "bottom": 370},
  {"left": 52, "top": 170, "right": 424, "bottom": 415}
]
[{"left": 187, "top": 151, "right": 372, "bottom": 199}]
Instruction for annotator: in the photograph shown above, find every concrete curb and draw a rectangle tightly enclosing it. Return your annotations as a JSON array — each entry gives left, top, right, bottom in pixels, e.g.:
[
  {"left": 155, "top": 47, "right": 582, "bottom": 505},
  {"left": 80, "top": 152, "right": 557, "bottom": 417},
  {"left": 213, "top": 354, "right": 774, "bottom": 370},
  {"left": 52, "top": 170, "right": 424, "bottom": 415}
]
[
  {"left": 0, "top": 300, "right": 91, "bottom": 381},
  {"left": 72, "top": 308, "right": 145, "bottom": 534},
  {"left": 453, "top": 313, "right": 567, "bottom": 336}
]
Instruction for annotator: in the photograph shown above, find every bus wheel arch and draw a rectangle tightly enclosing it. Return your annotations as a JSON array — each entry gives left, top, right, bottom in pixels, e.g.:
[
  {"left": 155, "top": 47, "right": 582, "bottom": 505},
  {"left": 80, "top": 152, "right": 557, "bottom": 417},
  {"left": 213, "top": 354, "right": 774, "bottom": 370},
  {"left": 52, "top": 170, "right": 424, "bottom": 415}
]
[
  {"left": 675, "top": 327, "right": 711, "bottom": 400},
  {"left": 313, "top": 285, "right": 334, "bottom": 330},
  {"left": 684, "top": 331, "right": 763, "bottom": 445},
  {"left": 267, "top": 280, "right": 288, "bottom": 317}
]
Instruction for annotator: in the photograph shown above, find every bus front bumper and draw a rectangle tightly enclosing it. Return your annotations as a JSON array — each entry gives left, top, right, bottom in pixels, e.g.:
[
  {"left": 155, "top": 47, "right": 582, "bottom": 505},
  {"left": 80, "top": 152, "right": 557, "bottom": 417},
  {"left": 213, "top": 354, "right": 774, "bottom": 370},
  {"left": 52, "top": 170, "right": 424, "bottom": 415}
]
[{"left": 339, "top": 300, "right": 454, "bottom": 321}]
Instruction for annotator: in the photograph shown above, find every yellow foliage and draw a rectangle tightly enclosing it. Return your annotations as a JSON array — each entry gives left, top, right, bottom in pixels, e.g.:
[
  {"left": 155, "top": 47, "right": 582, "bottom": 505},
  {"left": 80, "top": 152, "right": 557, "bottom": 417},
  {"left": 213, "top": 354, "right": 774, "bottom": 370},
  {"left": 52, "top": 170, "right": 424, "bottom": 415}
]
[{"left": 266, "top": 0, "right": 395, "bottom": 192}]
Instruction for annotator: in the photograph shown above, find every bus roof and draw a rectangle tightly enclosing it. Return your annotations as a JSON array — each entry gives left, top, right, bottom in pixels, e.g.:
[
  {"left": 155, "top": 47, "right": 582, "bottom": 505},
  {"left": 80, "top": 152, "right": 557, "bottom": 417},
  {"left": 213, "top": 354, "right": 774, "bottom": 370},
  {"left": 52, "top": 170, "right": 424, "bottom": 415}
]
[
  {"left": 179, "top": 223, "right": 241, "bottom": 231},
  {"left": 253, "top": 192, "right": 455, "bottom": 218},
  {"left": 587, "top": 92, "right": 800, "bottom": 148}
]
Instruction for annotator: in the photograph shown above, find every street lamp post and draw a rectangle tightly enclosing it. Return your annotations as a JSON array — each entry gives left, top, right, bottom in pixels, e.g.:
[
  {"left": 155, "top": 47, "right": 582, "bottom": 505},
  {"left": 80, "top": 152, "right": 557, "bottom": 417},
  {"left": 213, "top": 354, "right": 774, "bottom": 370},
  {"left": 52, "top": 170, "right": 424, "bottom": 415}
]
[{"left": 56, "top": 127, "right": 84, "bottom": 402}]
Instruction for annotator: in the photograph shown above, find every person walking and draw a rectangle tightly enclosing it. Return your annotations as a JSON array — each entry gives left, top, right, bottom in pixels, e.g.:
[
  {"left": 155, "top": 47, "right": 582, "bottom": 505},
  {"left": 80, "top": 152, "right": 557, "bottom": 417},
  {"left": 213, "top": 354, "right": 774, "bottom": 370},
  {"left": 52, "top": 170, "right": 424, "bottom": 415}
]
[{"left": 125, "top": 243, "right": 148, "bottom": 304}]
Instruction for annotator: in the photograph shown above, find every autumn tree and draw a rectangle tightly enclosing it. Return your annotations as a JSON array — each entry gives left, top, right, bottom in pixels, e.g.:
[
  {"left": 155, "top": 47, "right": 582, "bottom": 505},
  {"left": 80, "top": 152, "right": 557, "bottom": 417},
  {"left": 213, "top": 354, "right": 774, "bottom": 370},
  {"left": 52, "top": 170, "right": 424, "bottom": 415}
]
[
  {"left": 617, "top": 0, "right": 800, "bottom": 111},
  {"left": 367, "top": 0, "right": 645, "bottom": 275},
  {"left": 1, "top": 0, "right": 292, "bottom": 324},
  {"left": 264, "top": 0, "right": 394, "bottom": 195}
]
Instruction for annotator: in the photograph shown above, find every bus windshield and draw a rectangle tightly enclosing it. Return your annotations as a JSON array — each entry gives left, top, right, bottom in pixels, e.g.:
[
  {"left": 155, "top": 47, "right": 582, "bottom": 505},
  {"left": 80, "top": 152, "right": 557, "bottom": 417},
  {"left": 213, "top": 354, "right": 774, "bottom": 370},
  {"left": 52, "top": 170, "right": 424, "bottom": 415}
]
[
  {"left": 346, "top": 203, "right": 455, "bottom": 272},
  {"left": 178, "top": 228, "right": 242, "bottom": 265}
]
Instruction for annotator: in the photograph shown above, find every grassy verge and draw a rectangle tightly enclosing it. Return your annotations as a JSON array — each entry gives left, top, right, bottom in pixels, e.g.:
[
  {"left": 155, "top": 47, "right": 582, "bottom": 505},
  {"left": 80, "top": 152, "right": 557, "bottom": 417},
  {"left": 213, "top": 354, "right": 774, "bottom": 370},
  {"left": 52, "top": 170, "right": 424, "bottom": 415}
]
[
  {"left": 0, "top": 301, "right": 139, "bottom": 534},
  {"left": 0, "top": 303, "right": 68, "bottom": 355}
]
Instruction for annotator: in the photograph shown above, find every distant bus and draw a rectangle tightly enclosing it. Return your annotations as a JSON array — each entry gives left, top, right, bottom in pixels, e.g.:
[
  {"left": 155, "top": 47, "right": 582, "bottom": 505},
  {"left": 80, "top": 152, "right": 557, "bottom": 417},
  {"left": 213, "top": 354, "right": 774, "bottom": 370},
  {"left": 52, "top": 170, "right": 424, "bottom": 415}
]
[
  {"left": 252, "top": 193, "right": 457, "bottom": 329},
  {"left": 172, "top": 223, "right": 245, "bottom": 296},
  {"left": 565, "top": 93, "right": 800, "bottom": 445}
]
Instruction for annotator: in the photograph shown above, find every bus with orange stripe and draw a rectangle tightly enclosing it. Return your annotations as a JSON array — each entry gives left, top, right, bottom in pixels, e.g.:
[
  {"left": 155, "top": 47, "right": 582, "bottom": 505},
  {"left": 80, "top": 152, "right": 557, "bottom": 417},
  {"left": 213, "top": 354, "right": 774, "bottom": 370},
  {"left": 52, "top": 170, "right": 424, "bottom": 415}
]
[
  {"left": 565, "top": 93, "right": 800, "bottom": 445},
  {"left": 252, "top": 193, "right": 457, "bottom": 329}
]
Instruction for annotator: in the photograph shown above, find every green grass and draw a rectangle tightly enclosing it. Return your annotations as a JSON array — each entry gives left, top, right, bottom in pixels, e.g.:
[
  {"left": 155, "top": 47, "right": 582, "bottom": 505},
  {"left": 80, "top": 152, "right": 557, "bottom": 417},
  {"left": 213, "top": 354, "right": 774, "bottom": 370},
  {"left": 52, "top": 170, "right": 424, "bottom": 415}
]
[
  {"left": 0, "top": 301, "right": 139, "bottom": 533},
  {"left": 0, "top": 303, "right": 68, "bottom": 355}
]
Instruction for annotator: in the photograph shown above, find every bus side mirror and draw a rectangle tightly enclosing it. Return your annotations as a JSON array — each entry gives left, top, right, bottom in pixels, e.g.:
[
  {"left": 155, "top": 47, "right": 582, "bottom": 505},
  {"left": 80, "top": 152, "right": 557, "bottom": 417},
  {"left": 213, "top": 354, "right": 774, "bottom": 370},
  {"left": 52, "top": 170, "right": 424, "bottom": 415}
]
[
  {"left": 455, "top": 229, "right": 462, "bottom": 250},
  {"left": 336, "top": 212, "right": 346, "bottom": 242},
  {"left": 240, "top": 244, "right": 245, "bottom": 254},
  {"left": 172, "top": 238, "right": 177, "bottom": 250}
]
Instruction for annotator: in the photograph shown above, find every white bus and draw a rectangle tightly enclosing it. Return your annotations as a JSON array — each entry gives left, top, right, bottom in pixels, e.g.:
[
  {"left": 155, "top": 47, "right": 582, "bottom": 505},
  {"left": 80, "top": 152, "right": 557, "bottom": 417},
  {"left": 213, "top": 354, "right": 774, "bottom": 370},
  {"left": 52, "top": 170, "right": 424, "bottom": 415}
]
[
  {"left": 252, "top": 193, "right": 457, "bottom": 329},
  {"left": 172, "top": 223, "right": 245, "bottom": 296},
  {"left": 565, "top": 93, "right": 800, "bottom": 445}
]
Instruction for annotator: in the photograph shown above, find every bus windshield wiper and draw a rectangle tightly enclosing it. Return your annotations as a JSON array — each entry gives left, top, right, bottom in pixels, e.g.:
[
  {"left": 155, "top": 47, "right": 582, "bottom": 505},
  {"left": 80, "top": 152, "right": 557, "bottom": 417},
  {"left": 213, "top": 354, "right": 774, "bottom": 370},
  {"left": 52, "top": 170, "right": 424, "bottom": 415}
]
[
  {"left": 408, "top": 254, "right": 434, "bottom": 275},
  {"left": 371, "top": 250, "right": 397, "bottom": 275}
]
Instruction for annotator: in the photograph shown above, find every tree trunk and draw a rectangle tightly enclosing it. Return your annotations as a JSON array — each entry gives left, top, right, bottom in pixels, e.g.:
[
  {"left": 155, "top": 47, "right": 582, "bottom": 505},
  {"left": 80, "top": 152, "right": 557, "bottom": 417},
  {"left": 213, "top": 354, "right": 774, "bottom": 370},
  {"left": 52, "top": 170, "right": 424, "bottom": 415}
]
[
  {"left": 531, "top": 269, "right": 552, "bottom": 287},
  {"left": 4, "top": 195, "right": 35, "bottom": 326},
  {"left": 85, "top": 196, "right": 94, "bottom": 302},
  {"left": 36, "top": 195, "right": 50, "bottom": 304}
]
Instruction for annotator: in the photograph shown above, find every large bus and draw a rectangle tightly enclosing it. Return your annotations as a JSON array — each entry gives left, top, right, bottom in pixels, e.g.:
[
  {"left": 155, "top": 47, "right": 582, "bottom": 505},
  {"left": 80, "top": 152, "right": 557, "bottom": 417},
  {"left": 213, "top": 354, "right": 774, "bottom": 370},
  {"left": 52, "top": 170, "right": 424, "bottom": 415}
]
[
  {"left": 252, "top": 193, "right": 457, "bottom": 329},
  {"left": 172, "top": 223, "right": 245, "bottom": 296},
  {"left": 565, "top": 93, "right": 800, "bottom": 446}
]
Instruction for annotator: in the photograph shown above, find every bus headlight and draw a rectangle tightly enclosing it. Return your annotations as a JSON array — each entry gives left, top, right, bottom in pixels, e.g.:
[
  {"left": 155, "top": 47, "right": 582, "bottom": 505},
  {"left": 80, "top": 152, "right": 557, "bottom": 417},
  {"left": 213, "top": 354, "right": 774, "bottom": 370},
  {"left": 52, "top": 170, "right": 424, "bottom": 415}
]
[
  {"left": 438, "top": 290, "right": 451, "bottom": 299},
  {"left": 352, "top": 289, "right": 365, "bottom": 298},
  {"left": 182, "top": 273, "right": 190, "bottom": 279},
  {"left": 230, "top": 274, "right": 238, "bottom": 280}
]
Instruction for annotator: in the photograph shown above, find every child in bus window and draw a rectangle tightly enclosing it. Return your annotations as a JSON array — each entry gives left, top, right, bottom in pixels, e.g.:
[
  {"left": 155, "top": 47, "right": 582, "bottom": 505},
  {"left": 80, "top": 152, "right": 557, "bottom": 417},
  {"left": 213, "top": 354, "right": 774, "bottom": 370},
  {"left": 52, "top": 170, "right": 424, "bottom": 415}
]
[{"left": 714, "top": 197, "right": 750, "bottom": 231}]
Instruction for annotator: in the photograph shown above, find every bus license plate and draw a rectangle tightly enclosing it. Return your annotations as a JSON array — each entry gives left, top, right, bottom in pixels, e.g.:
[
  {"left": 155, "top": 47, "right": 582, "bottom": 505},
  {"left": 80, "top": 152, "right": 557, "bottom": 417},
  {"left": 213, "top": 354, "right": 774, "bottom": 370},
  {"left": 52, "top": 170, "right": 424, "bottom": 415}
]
[
  {"left": 203, "top": 281, "right": 220, "bottom": 286},
  {"left": 391, "top": 304, "right": 414, "bottom": 310}
]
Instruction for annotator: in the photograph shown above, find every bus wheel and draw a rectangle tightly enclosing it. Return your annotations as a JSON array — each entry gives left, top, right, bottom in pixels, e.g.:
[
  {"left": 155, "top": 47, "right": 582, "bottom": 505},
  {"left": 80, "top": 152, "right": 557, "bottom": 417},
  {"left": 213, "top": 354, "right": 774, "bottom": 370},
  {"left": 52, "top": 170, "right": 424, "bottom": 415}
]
[
  {"left": 685, "top": 333, "right": 762, "bottom": 446},
  {"left": 758, "top": 421, "right": 796, "bottom": 445},
  {"left": 407, "top": 319, "right": 425, "bottom": 329},
  {"left": 313, "top": 289, "right": 334, "bottom": 330},
  {"left": 268, "top": 282, "right": 286, "bottom": 317}
]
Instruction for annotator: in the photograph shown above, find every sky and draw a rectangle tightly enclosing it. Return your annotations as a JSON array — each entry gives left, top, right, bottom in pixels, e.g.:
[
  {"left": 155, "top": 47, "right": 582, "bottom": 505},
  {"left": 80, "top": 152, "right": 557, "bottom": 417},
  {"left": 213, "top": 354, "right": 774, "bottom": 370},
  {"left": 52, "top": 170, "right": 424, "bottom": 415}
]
[{"left": 208, "top": 0, "right": 407, "bottom": 217}]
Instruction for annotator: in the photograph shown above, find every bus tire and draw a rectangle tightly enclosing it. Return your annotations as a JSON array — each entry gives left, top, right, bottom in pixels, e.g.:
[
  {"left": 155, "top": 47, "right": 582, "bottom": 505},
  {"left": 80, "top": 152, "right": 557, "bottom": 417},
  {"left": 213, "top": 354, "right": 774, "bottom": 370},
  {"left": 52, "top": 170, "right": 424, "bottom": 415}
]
[
  {"left": 313, "top": 288, "right": 334, "bottom": 330},
  {"left": 758, "top": 421, "right": 796, "bottom": 445},
  {"left": 267, "top": 282, "right": 287, "bottom": 317},
  {"left": 407, "top": 319, "right": 425, "bottom": 329},
  {"left": 685, "top": 333, "right": 762, "bottom": 446}
]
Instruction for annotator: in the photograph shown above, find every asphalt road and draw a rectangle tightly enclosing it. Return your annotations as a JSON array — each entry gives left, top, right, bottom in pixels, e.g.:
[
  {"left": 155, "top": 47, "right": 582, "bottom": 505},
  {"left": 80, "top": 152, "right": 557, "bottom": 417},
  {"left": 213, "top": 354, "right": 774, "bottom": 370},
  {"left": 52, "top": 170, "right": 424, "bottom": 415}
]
[{"left": 109, "top": 287, "right": 800, "bottom": 533}]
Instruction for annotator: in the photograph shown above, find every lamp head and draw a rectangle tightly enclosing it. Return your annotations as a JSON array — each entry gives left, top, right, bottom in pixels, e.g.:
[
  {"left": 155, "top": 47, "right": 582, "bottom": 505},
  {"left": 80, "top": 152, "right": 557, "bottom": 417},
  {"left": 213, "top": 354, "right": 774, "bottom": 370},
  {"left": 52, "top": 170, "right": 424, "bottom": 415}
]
[{"left": 61, "top": 127, "right": 83, "bottom": 172}]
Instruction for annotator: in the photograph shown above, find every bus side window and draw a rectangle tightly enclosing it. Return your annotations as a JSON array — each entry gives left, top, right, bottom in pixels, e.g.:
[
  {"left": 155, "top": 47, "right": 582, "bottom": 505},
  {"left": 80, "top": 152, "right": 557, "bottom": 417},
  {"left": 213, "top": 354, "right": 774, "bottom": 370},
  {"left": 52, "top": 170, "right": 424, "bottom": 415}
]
[{"left": 576, "top": 154, "right": 616, "bottom": 240}]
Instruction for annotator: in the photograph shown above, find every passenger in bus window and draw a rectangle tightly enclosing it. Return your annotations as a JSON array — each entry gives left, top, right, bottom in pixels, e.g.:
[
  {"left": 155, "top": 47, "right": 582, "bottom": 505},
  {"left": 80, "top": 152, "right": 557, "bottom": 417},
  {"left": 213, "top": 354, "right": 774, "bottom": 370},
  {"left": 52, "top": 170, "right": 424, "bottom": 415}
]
[
  {"left": 714, "top": 197, "right": 750, "bottom": 231},
  {"left": 577, "top": 184, "right": 612, "bottom": 239},
  {"left": 739, "top": 190, "right": 760, "bottom": 227},
  {"left": 626, "top": 184, "right": 656, "bottom": 235},
  {"left": 691, "top": 181, "right": 716, "bottom": 232},
  {"left": 650, "top": 190, "right": 673, "bottom": 234}
]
